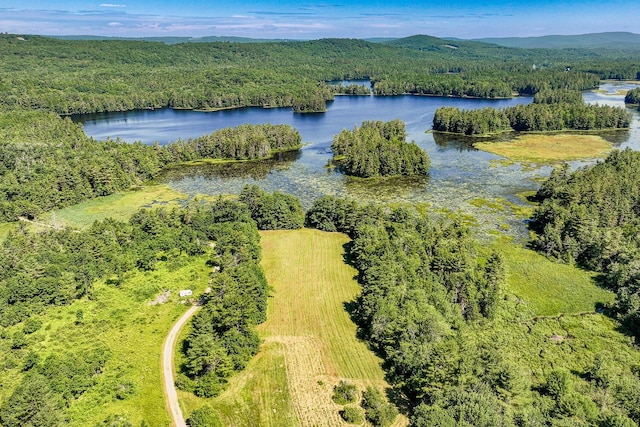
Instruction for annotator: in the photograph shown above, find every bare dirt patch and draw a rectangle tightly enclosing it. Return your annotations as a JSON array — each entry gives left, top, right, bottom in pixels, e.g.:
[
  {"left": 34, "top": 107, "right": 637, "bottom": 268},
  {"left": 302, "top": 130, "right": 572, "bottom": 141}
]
[{"left": 148, "top": 290, "right": 170, "bottom": 306}]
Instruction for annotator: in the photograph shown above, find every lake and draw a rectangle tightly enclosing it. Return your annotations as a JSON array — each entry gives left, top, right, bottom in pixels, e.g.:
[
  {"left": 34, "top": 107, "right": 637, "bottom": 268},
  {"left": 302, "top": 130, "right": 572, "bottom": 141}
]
[{"left": 74, "top": 82, "right": 640, "bottom": 240}]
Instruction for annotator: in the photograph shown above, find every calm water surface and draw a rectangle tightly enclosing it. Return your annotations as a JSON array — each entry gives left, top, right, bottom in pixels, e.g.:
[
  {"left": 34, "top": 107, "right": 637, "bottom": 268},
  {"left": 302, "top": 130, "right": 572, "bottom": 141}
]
[{"left": 75, "top": 82, "right": 640, "bottom": 240}]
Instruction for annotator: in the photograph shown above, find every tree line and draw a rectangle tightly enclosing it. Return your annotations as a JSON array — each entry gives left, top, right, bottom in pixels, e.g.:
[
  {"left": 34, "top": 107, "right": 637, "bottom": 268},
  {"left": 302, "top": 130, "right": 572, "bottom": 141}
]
[
  {"left": 175, "top": 200, "right": 269, "bottom": 401},
  {"left": 529, "top": 148, "right": 640, "bottom": 338},
  {"left": 433, "top": 91, "right": 632, "bottom": 135},
  {"left": 160, "top": 123, "right": 302, "bottom": 162},
  {"left": 0, "top": 111, "right": 301, "bottom": 222},
  {"left": 238, "top": 184, "right": 305, "bottom": 230},
  {"left": 330, "top": 120, "right": 431, "bottom": 177},
  {"left": 372, "top": 69, "right": 602, "bottom": 98}
]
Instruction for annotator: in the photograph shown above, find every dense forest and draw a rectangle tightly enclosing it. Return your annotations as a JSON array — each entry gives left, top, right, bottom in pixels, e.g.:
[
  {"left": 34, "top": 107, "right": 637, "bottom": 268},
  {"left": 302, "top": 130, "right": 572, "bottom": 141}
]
[
  {"left": 330, "top": 120, "right": 431, "bottom": 177},
  {"left": 433, "top": 90, "right": 632, "bottom": 135},
  {"left": 530, "top": 149, "right": 640, "bottom": 337},
  {"left": 0, "top": 111, "right": 301, "bottom": 222},
  {"left": 306, "top": 196, "right": 640, "bottom": 426},
  {"left": 175, "top": 200, "right": 268, "bottom": 402},
  {"left": 626, "top": 88, "right": 640, "bottom": 104},
  {"left": 238, "top": 184, "right": 305, "bottom": 230},
  {"left": 1, "top": 34, "right": 639, "bottom": 116}
]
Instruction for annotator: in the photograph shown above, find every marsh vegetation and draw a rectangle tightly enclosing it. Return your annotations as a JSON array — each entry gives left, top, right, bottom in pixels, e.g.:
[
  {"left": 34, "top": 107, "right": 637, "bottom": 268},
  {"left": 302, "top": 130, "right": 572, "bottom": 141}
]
[{"left": 1, "top": 33, "right": 640, "bottom": 426}]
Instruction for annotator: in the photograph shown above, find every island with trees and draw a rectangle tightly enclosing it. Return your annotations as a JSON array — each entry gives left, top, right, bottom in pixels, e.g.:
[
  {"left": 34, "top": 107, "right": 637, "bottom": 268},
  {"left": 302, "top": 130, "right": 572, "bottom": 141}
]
[
  {"left": 1, "top": 32, "right": 640, "bottom": 427},
  {"left": 330, "top": 119, "right": 430, "bottom": 178},
  {"left": 626, "top": 87, "right": 640, "bottom": 105}
]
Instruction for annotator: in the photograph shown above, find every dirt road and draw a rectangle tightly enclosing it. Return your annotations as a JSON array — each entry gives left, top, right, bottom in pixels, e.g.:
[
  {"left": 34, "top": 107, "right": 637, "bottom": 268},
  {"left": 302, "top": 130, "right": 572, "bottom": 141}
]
[{"left": 162, "top": 304, "right": 201, "bottom": 427}]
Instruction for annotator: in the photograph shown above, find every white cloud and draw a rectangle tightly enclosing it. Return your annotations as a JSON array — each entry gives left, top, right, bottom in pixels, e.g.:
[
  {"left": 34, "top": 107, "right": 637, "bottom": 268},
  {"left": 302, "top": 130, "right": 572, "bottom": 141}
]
[
  {"left": 107, "top": 21, "right": 123, "bottom": 27},
  {"left": 100, "top": 4, "right": 126, "bottom": 8}
]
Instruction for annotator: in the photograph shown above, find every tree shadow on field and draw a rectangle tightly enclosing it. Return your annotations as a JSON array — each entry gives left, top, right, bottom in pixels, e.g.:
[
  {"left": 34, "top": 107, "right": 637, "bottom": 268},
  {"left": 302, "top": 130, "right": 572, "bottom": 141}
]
[
  {"left": 385, "top": 386, "right": 412, "bottom": 421},
  {"left": 343, "top": 300, "right": 368, "bottom": 341},
  {"left": 342, "top": 241, "right": 357, "bottom": 269}
]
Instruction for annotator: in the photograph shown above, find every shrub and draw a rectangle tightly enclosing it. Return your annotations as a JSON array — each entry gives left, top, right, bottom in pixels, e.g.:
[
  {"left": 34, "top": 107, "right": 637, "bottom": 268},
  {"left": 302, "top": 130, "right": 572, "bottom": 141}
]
[
  {"left": 194, "top": 372, "right": 225, "bottom": 398},
  {"left": 174, "top": 373, "right": 196, "bottom": 393},
  {"left": 332, "top": 380, "right": 358, "bottom": 405},
  {"left": 114, "top": 380, "right": 137, "bottom": 400},
  {"left": 340, "top": 406, "right": 365, "bottom": 424},
  {"left": 361, "top": 387, "right": 398, "bottom": 427},
  {"left": 23, "top": 318, "right": 42, "bottom": 334},
  {"left": 187, "top": 405, "right": 223, "bottom": 427}
]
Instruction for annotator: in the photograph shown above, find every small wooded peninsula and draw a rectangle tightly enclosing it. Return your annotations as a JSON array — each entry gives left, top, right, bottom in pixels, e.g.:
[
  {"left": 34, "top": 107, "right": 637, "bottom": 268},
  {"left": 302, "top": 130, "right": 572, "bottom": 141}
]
[
  {"left": 1, "top": 32, "right": 640, "bottom": 427},
  {"left": 433, "top": 89, "right": 632, "bottom": 136}
]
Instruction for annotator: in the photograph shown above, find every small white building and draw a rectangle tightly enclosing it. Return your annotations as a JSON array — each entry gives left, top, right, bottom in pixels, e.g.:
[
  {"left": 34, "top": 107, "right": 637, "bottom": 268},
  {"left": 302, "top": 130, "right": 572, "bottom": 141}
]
[{"left": 179, "top": 289, "right": 193, "bottom": 298}]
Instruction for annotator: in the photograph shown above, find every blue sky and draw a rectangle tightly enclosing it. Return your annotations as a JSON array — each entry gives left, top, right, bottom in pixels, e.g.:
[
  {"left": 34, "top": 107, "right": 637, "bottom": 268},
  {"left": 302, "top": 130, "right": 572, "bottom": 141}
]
[{"left": 0, "top": 1, "right": 638, "bottom": 39}]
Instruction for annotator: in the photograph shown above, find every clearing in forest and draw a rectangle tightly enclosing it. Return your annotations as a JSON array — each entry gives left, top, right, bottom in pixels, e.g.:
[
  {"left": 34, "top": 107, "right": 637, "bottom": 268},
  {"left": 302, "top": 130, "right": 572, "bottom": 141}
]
[
  {"left": 204, "top": 228, "right": 407, "bottom": 426},
  {"left": 491, "top": 238, "right": 615, "bottom": 316}
]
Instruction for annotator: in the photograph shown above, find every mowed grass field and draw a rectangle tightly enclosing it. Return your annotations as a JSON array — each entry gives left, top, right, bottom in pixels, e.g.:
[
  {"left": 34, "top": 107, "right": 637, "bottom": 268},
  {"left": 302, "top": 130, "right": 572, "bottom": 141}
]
[{"left": 192, "top": 228, "right": 407, "bottom": 426}]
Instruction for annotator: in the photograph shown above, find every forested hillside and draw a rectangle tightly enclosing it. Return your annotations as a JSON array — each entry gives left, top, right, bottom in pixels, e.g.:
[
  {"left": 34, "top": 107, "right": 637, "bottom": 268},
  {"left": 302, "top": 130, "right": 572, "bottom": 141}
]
[
  {"left": 1, "top": 33, "right": 639, "bottom": 116},
  {"left": 476, "top": 32, "right": 640, "bottom": 50}
]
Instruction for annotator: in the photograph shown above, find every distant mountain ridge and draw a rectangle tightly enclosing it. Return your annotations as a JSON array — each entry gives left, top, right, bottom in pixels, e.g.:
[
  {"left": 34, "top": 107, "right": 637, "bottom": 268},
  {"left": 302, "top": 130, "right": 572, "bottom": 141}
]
[
  {"left": 48, "top": 32, "right": 640, "bottom": 51},
  {"left": 49, "top": 35, "right": 294, "bottom": 44},
  {"left": 382, "top": 34, "right": 503, "bottom": 51},
  {"left": 474, "top": 32, "right": 640, "bottom": 49}
]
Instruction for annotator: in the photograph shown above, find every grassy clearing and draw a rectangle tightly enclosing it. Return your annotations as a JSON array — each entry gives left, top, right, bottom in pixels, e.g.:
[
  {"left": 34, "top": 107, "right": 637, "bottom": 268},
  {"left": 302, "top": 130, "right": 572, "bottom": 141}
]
[
  {"left": 40, "top": 185, "right": 187, "bottom": 230},
  {"left": 186, "top": 228, "right": 406, "bottom": 426},
  {"left": 0, "top": 255, "right": 212, "bottom": 426},
  {"left": 512, "top": 313, "right": 640, "bottom": 382},
  {"left": 475, "top": 134, "right": 612, "bottom": 163},
  {"left": 472, "top": 310, "right": 640, "bottom": 394},
  {"left": 490, "top": 237, "right": 615, "bottom": 316},
  {"left": 0, "top": 221, "right": 17, "bottom": 241},
  {"left": 0, "top": 185, "right": 187, "bottom": 240}
]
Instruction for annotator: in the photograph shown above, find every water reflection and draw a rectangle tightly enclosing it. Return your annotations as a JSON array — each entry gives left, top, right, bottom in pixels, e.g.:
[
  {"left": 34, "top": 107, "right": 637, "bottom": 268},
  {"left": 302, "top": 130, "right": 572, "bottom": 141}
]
[
  {"left": 593, "top": 129, "right": 630, "bottom": 146},
  {"left": 161, "top": 150, "right": 301, "bottom": 181},
  {"left": 75, "top": 82, "right": 640, "bottom": 241},
  {"left": 432, "top": 132, "right": 481, "bottom": 152}
]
